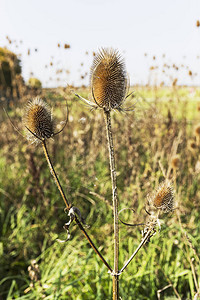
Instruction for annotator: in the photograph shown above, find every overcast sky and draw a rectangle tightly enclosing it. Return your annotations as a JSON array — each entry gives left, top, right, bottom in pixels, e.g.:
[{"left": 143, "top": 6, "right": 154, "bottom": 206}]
[{"left": 0, "top": 0, "right": 200, "bottom": 87}]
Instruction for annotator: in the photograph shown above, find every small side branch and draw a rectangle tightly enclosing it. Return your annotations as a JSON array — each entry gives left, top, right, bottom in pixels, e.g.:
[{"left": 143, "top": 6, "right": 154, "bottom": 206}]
[{"left": 118, "top": 229, "right": 152, "bottom": 275}]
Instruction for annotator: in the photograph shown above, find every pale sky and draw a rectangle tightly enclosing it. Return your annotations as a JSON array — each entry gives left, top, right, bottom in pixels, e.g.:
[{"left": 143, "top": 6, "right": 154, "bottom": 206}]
[{"left": 0, "top": 0, "right": 200, "bottom": 87}]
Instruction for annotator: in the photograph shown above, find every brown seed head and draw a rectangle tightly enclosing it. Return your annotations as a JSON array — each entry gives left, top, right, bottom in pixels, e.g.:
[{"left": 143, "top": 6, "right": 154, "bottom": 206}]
[
  {"left": 172, "top": 78, "right": 178, "bottom": 86},
  {"left": 24, "top": 98, "right": 54, "bottom": 143},
  {"left": 147, "top": 180, "right": 174, "bottom": 213},
  {"left": 194, "top": 124, "right": 200, "bottom": 136},
  {"left": 90, "top": 48, "right": 128, "bottom": 111},
  {"left": 171, "top": 155, "right": 180, "bottom": 169},
  {"left": 196, "top": 20, "right": 200, "bottom": 27},
  {"left": 64, "top": 44, "right": 70, "bottom": 49},
  {"left": 188, "top": 140, "right": 196, "bottom": 151}
]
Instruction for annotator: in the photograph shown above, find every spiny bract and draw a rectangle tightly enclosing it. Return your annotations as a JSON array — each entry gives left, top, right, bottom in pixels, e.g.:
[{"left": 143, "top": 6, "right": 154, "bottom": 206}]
[{"left": 90, "top": 48, "right": 128, "bottom": 111}]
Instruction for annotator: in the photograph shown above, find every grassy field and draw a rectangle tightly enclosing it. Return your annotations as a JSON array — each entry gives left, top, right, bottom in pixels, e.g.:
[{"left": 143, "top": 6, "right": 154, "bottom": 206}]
[{"left": 0, "top": 86, "right": 200, "bottom": 299}]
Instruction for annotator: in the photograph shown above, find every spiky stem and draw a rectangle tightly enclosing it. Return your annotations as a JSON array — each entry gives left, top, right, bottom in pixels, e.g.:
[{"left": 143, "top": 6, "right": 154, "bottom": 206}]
[
  {"left": 42, "top": 140, "right": 112, "bottom": 273},
  {"left": 104, "top": 111, "right": 119, "bottom": 300}
]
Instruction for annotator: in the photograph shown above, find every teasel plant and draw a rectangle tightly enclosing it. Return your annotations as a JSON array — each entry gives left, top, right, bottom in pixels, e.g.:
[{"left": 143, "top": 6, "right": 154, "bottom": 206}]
[
  {"left": 4, "top": 97, "right": 112, "bottom": 273},
  {"left": 76, "top": 48, "right": 175, "bottom": 299}
]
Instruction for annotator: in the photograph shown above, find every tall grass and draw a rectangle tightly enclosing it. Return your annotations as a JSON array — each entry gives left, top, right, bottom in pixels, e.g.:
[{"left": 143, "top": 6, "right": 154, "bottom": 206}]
[{"left": 0, "top": 85, "right": 200, "bottom": 299}]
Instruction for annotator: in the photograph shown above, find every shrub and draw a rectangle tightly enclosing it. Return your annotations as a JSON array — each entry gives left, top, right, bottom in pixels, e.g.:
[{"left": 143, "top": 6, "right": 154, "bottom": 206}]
[
  {"left": 28, "top": 77, "right": 42, "bottom": 89},
  {"left": 0, "top": 47, "right": 21, "bottom": 90}
]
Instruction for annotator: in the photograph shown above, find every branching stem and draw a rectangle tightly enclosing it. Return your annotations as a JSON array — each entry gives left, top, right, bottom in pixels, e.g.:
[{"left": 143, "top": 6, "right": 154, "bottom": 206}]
[
  {"left": 118, "top": 229, "right": 152, "bottom": 274},
  {"left": 42, "top": 140, "right": 112, "bottom": 273}
]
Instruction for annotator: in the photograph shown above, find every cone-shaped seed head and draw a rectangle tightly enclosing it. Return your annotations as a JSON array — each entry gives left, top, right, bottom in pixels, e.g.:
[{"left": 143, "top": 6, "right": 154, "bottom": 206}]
[
  {"left": 24, "top": 98, "right": 54, "bottom": 143},
  {"left": 90, "top": 48, "right": 128, "bottom": 111},
  {"left": 148, "top": 180, "right": 174, "bottom": 213}
]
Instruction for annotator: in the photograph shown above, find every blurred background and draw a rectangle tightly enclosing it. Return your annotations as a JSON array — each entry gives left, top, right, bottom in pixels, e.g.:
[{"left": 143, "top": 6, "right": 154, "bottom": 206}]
[
  {"left": 0, "top": 1, "right": 200, "bottom": 300},
  {"left": 0, "top": 0, "right": 200, "bottom": 88}
]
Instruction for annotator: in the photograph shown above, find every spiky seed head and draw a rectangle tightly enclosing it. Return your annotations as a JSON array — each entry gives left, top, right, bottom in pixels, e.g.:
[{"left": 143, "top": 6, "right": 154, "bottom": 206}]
[
  {"left": 24, "top": 97, "right": 54, "bottom": 143},
  {"left": 147, "top": 180, "right": 174, "bottom": 213},
  {"left": 90, "top": 48, "right": 128, "bottom": 111}
]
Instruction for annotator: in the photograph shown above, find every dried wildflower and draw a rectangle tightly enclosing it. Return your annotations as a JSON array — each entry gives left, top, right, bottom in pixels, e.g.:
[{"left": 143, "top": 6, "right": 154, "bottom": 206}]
[
  {"left": 90, "top": 48, "right": 128, "bottom": 111},
  {"left": 24, "top": 98, "right": 54, "bottom": 143},
  {"left": 171, "top": 155, "right": 180, "bottom": 169},
  {"left": 172, "top": 78, "right": 178, "bottom": 86},
  {"left": 64, "top": 44, "right": 70, "bottom": 49},
  {"left": 188, "top": 140, "right": 196, "bottom": 151},
  {"left": 194, "top": 124, "right": 200, "bottom": 136},
  {"left": 28, "top": 260, "right": 40, "bottom": 283},
  {"left": 147, "top": 180, "right": 174, "bottom": 213}
]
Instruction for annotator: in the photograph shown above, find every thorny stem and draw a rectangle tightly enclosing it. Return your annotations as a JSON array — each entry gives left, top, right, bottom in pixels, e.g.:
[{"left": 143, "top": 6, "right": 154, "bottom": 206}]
[
  {"left": 42, "top": 140, "right": 112, "bottom": 273},
  {"left": 104, "top": 111, "right": 119, "bottom": 300}
]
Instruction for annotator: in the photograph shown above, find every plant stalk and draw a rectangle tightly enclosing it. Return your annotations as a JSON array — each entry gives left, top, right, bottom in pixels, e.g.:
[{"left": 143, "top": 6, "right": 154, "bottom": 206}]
[
  {"left": 119, "top": 229, "right": 152, "bottom": 274},
  {"left": 42, "top": 140, "right": 70, "bottom": 209},
  {"left": 119, "top": 213, "right": 160, "bottom": 274},
  {"left": 104, "top": 111, "right": 119, "bottom": 300},
  {"left": 42, "top": 140, "right": 112, "bottom": 273}
]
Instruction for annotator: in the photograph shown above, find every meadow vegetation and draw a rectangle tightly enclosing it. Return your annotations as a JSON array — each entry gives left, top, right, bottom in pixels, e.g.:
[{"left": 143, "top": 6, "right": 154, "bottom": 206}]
[{"left": 0, "top": 83, "right": 200, "bottom": 299}]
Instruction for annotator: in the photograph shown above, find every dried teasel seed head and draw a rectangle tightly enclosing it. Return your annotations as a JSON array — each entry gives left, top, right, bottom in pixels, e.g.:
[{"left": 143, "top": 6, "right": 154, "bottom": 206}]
[
  {"left": 194, "top": 124, "right": 200, "bottom": 136},
  {"left": 24, "top": 97, "right": 54, "bottom": 143},
  {"left": 147, "top": 180, "right": 174, "bottom": 213},
  {"left": 171, "top": 155, "right": 180, "bottom": 169},
  {"left": 90, "top": 48, "right": 128, "bottom": 111},
  {"left": 188, "top": 140, "right": 196, "bottom": 151}
]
